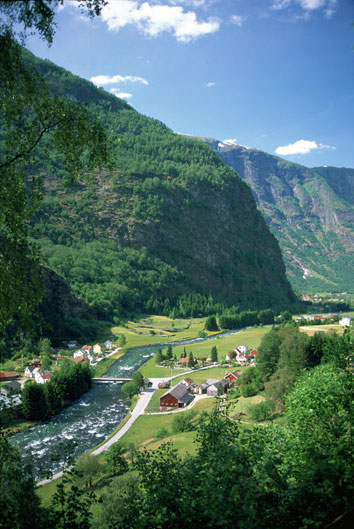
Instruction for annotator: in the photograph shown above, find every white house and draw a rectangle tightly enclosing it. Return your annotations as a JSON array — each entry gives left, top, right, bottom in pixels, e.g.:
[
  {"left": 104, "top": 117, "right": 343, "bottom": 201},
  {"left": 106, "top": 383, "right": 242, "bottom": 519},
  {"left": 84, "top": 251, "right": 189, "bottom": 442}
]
[
  {"left": 34, "top": 370, "right": 52, "bottom": 384},
  {"left": 339, "top": 317, "right": 352, "bottom": 327},
  {"left": 24, "top": 365, "right": 36, "bottom": 378},
  {"left": 104, "top": 340, "right": 113, "bottom": 350}
]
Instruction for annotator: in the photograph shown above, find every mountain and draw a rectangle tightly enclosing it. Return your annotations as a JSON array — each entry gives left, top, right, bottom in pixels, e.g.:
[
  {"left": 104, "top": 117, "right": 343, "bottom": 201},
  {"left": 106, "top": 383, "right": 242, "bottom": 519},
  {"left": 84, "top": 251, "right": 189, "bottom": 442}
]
[
  {"left": 197, "top": 138, "right": 354, "bottom": 294},
  {"left": 22, "top": 49, "right": 297, "bottom": 320}
]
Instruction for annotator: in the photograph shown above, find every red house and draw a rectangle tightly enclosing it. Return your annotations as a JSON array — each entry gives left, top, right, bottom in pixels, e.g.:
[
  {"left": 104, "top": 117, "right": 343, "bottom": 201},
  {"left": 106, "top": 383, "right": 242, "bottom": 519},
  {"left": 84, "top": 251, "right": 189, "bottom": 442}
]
[
  {"left": 160, "top": 382, "right": 194, "bottom": 410},
  {"left": 224, "top": 370, "right": 242, "bottom": 385},
  {"left": 0, "top": 372, "right": 20, "bottom": 382}
]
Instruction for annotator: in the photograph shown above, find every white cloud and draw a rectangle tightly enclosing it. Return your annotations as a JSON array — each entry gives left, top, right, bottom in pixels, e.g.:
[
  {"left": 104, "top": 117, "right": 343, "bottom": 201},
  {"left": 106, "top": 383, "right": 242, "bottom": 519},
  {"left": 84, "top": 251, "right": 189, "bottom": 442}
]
[
  {"left": 110, "top": 88, "right": 133, "bottom": 99},
  {"left": 275, "top": 139, "right": 335, "bottom": 156},
  {"left": 230, "top": 15, "right": 244, "bottom": 27},
  {"left": 222, "top": 138, "right": 238, "bottom": 146},
  {"left": 271, "top": 0, "right": 338, "bottom": 17},
  {"left": 206, "top": 81, "right": 215, "bottom": 87},
  {"left": 90, "top": 74, "right": 149, "bottom": 86},
  {"left": 100, "top": 1, "right": 220, "bottom": 42}
]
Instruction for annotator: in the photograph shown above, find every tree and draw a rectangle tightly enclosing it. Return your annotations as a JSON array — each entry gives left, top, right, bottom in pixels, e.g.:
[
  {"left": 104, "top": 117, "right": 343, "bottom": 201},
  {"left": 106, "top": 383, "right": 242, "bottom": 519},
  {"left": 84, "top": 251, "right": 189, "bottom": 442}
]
[
  {"left": 121, "top": 381, "right": 139, "bottom": 399},
  {"left": 132, "top": 371, "right": 144, "bottom": 390},
  {"left": 155, "top": 348, "right": 163, "bottom": 365},
  {"left": 188, "top": 351, "right": 195, "bottom": 368},
  {"left": 166, "top": 344, "right": 173, "bottom": 359},
  {"left": 106, "top": 442, "right": 129, "bottom": 477},
  {"left": 76, "top": 453, "right": 102, "bottom": 489},
  {"left": 0, "top": 0, "right": 111, "bottom": 332},
  {"left": 0, "top": 431, "right": 42, "bottom": 529},
  {"left": 38, "top": 337, "right": 51, "bottom": 355},
  {"left": 119, "top": 334, "right": 126, "bottom": 348},
  {"left": 205, "top": 315, "right": 218, "bottom": 331},
  {"left": 256, "top": 328, "right": 281, "bottom": 378},
  {"left": 211, "top": 345, "right": 218, "bottom": 362},
  {"left": 171, "top": 411, "right": 196, "bottom": 434},
  {"left": 21, "top": 381, "right": 47, "bottom": 420},
  {"left": 41, "top": 355, "right": 51, "bottom": 371}
]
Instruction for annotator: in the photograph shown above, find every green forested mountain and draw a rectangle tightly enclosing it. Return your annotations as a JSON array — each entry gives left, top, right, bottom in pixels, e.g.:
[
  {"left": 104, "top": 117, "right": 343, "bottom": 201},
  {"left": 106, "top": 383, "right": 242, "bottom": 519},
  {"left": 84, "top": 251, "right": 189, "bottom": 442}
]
[
  {"left": 198, "top": 138, "right": 354, "bottom": 294},
  {"left": 21, "top": 49, "right": 297, "bottom": 322}
]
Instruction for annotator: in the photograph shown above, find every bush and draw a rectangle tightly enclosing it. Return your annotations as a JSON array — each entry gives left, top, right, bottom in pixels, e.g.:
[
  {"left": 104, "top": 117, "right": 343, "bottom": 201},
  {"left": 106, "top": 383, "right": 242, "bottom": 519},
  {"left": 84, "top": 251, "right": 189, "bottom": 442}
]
[
  {"left": 172, "top": 411, "right": 196, "bottom": 433},
  {"left": 155, "top": 427, "right": 169, "bottom": 439},
  {"left": 240, "top": 383, "right": 259, "bottom": 398},
  {"left": 249, "top": 401, "right": 273, "bottom": 422}
]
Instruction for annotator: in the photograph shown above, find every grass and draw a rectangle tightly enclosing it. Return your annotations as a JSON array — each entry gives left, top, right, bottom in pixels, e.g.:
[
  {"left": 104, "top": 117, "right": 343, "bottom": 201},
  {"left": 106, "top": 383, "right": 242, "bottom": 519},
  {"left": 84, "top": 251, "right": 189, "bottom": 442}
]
[
  {"left": 111, "top": 315, "right": 208, "bottom": 349},
  {"left": 120, "top": 398, "right": 216, "bottom": 449},
  {"left": 227, "top": 394, "right": 265, "bottom": 417},
  {"left": 299, "top": 324, "right": 344, "bottom": 336},
  {"left": 164, "top": 327, "right": 269, "bottom": 361}
]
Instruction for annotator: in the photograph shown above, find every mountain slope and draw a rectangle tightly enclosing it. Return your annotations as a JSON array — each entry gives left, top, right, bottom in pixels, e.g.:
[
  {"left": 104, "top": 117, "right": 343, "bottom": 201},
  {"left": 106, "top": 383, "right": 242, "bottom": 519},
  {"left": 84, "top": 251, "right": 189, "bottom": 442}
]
[
  {"left": 198, "top": 138, "right": 354, "bottom": 293},
  {"left": 23, "top": 49, "right": 296, "bottom": 318}
]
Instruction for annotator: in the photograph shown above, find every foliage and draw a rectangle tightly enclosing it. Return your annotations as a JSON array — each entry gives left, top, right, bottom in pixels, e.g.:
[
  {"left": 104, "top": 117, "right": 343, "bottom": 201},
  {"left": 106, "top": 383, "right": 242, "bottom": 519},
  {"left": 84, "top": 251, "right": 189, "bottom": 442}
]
[
  {"left": 155, "top": 427, "right": 169, "bottom": 440},
  {"left": 171, "top": 410, "right": 196, "bottom": 434},
  {"left": 0, "top": 1, "right": 111, "bottom": 332},
  {"left": 0, "top": 430, "right": 42, "bottom": 529},
  {"left": 21, "top": 361, "right": 92, "bottom": 420},
  {"left": 106, "top": 442, "right": 129, "bottom": 477},
  {"left": 249, "top": 400, "right": 273, "bottom": 421},
  {"left": 211, "top": 345, "right": 218, "bottom": 362},
  {"left": 121, "top": 381, "right": 139, "bottom": 399},
  {"left": 132, "top": 371, "right": 144, "bottom": 389},
  {"left": 204, "top": 315, "right": 218, "bottom": 331}
]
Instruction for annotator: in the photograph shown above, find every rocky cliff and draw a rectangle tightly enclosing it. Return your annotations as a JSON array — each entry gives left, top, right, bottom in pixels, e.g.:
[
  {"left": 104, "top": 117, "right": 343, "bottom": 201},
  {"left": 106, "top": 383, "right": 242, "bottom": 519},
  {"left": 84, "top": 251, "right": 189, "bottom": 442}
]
[{"left": 199, "top": 138, "right": 354, "bottom": 293}]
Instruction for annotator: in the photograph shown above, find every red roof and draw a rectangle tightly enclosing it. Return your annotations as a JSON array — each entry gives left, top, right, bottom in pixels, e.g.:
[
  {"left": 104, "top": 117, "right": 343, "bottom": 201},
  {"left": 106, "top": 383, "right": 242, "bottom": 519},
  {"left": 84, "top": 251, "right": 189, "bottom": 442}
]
[
  {"left": 178, "top": 357, "right": 189, "bottom": 364},
  {"left": 82, "top": 345, "right": 91, "bottom": 351},
  {"left": 0, "top": 372, "right": 19, "bottom": 379},
  {"left": 250, "top": 349, "right": 258, "bottom": 356},
  {"left": 42, "top": 374, "right": 52, "bottom": 380},
  {"left": 74, "top": 357, "right": 89, "bottom": 363}
]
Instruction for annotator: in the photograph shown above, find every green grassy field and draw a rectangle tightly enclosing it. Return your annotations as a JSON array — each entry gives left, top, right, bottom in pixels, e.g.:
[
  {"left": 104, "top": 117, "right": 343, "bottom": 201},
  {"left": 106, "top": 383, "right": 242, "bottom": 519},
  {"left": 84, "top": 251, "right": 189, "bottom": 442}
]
[
  {"left": 111, "top": 315, "right": 210, "bottom": 349},
  {"left": 138, "top": 326, "right": 268, "bottom": 378},
  {"left": 165, "top": 327, "right": 269, "bottom": 361},
  {"left": 299, "top": 324, "right": 344, "bottom": 336}
]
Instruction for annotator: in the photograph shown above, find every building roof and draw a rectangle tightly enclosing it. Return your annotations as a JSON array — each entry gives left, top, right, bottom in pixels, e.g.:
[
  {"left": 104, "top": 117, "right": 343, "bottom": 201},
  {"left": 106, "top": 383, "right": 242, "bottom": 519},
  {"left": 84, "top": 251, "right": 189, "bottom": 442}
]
[
  {"left": 74, "top": 356, "right": 89, "bottom": 363},
  {"left": 184, "top": 377, "right": 194, "bottom": 385},
  {"left": 161, "top": 382, "right": 192, "bottom": 402},
  {"left": 82, "top": 345, "right": 92, "bottom": 351},
  {"left": 0, "top": 371, "right": 19, "bottom": 379}
]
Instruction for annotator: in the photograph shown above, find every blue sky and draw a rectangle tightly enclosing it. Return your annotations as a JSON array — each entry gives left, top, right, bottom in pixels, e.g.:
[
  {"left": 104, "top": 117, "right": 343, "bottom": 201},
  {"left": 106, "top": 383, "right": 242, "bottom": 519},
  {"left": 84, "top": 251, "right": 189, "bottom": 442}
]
[{"left": 27, "top": 0, "right": 353, "bottom": 168}]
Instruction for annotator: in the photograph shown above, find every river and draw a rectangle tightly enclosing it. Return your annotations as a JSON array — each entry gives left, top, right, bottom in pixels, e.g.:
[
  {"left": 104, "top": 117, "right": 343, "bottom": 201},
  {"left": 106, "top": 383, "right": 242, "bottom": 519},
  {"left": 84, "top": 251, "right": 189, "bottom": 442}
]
[{"left": 10, "top": 329, "right": 240, "bottom": 480}]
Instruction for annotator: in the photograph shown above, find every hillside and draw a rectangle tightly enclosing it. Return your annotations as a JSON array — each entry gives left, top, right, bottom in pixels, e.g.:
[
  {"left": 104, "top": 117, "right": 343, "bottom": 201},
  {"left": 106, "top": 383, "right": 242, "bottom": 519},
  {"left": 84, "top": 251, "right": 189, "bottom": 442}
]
[
  {"left": 22, "top": 49, "right": 296, "bottom": 320},
  {"left": 198, "top": 138, "right": 354, "bottom": 294}
]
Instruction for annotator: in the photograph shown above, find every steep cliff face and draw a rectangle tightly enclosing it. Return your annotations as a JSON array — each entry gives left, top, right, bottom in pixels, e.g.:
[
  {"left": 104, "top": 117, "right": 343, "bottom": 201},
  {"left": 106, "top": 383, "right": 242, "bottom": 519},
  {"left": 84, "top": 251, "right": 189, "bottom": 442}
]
[
  {"left": 200, "top": 139, "right": 354, "bottom": 293},
  {"left": 25, "top": 50, "right": 296, "bottom": 313}
]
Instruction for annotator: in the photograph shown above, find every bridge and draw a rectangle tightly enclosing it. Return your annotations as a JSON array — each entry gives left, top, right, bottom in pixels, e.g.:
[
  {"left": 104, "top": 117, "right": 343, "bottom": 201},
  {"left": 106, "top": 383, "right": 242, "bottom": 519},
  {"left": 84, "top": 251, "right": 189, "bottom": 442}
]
[{"left": 92, "top": 377, "right": 133, "bottom": 383}]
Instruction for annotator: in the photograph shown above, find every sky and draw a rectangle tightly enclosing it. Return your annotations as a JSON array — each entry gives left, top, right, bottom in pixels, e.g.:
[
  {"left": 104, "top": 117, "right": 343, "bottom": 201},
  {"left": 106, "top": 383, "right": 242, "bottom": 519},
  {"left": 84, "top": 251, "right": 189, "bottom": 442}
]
[{"left": 26, "top": 0, "right": 354, "bottom": 168}]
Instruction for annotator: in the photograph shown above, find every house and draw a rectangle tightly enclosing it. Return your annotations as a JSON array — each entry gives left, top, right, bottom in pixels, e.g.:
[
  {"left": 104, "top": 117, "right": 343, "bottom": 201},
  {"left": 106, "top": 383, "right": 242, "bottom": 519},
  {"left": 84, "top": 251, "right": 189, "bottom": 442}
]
[
  {"left": 0, "top": 380, "right": 22, "bottom": 397},
  {"left": 195, "top": 383, "right": 209, "bottom": 394},
  {"left": 224, "top": 370, "right": 242, "bottom": 385},
  {"left": 74, "top": 347, "right": 96, "bottom": 364},
  {"left": 93, "top": 343, "right": 105, "bottom": 356},
  {"left": 181, "top": 377, "right": 194, "bottom": 389},
  {"left": 74, "top": 356, "right": 89, "bottom": 364},
  {"left": 339, "top": 317, "right": 352, "bottom": 327},
  {"left": 34, "top": 370, "right": 52, "bottom": 384},
  {"left": 24, "top": 365, "right": 36, "bottom": 378},
  {"left": 67, "top": 340, "right": 78, "bottom": 349},
  {"left": 225, "top": 351, "right": 236, "bottom": 361},
  {"left": 178, "top": 357, "right": 189, "bottom": 365},
  {"left": 206, "top": 380, "right": 228, "bottom": 397},
  {"left": 158, "top": 381, "right": 170, "bottom": 389},
  {"left": 104, "top": 340, "right": 113, "bottom": 350},
  {"left": 236, "top": 344, "right": 248, "bottom": 354},
  {"left": 160, "top": 382, "right": 194, "bottom": 410},
  {"left": 0, "top": 371, "right": 20, "bottom": 382},
  {"left": 236, "top": 352, "right": 249, "bottom": 365},
  {"left": 81, "top": 345, "right": 93, "bottom": 355}
]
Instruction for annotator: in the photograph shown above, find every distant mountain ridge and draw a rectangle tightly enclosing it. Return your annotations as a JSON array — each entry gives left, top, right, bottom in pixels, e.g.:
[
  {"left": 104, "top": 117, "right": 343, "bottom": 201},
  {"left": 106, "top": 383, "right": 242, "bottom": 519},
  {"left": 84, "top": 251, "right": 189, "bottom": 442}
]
[
  {"left": 195, "top": 137, "right": 354, "bottom": 293},
  {"left": 22, "top": 48, "right": 297, "bottom": 320}
]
